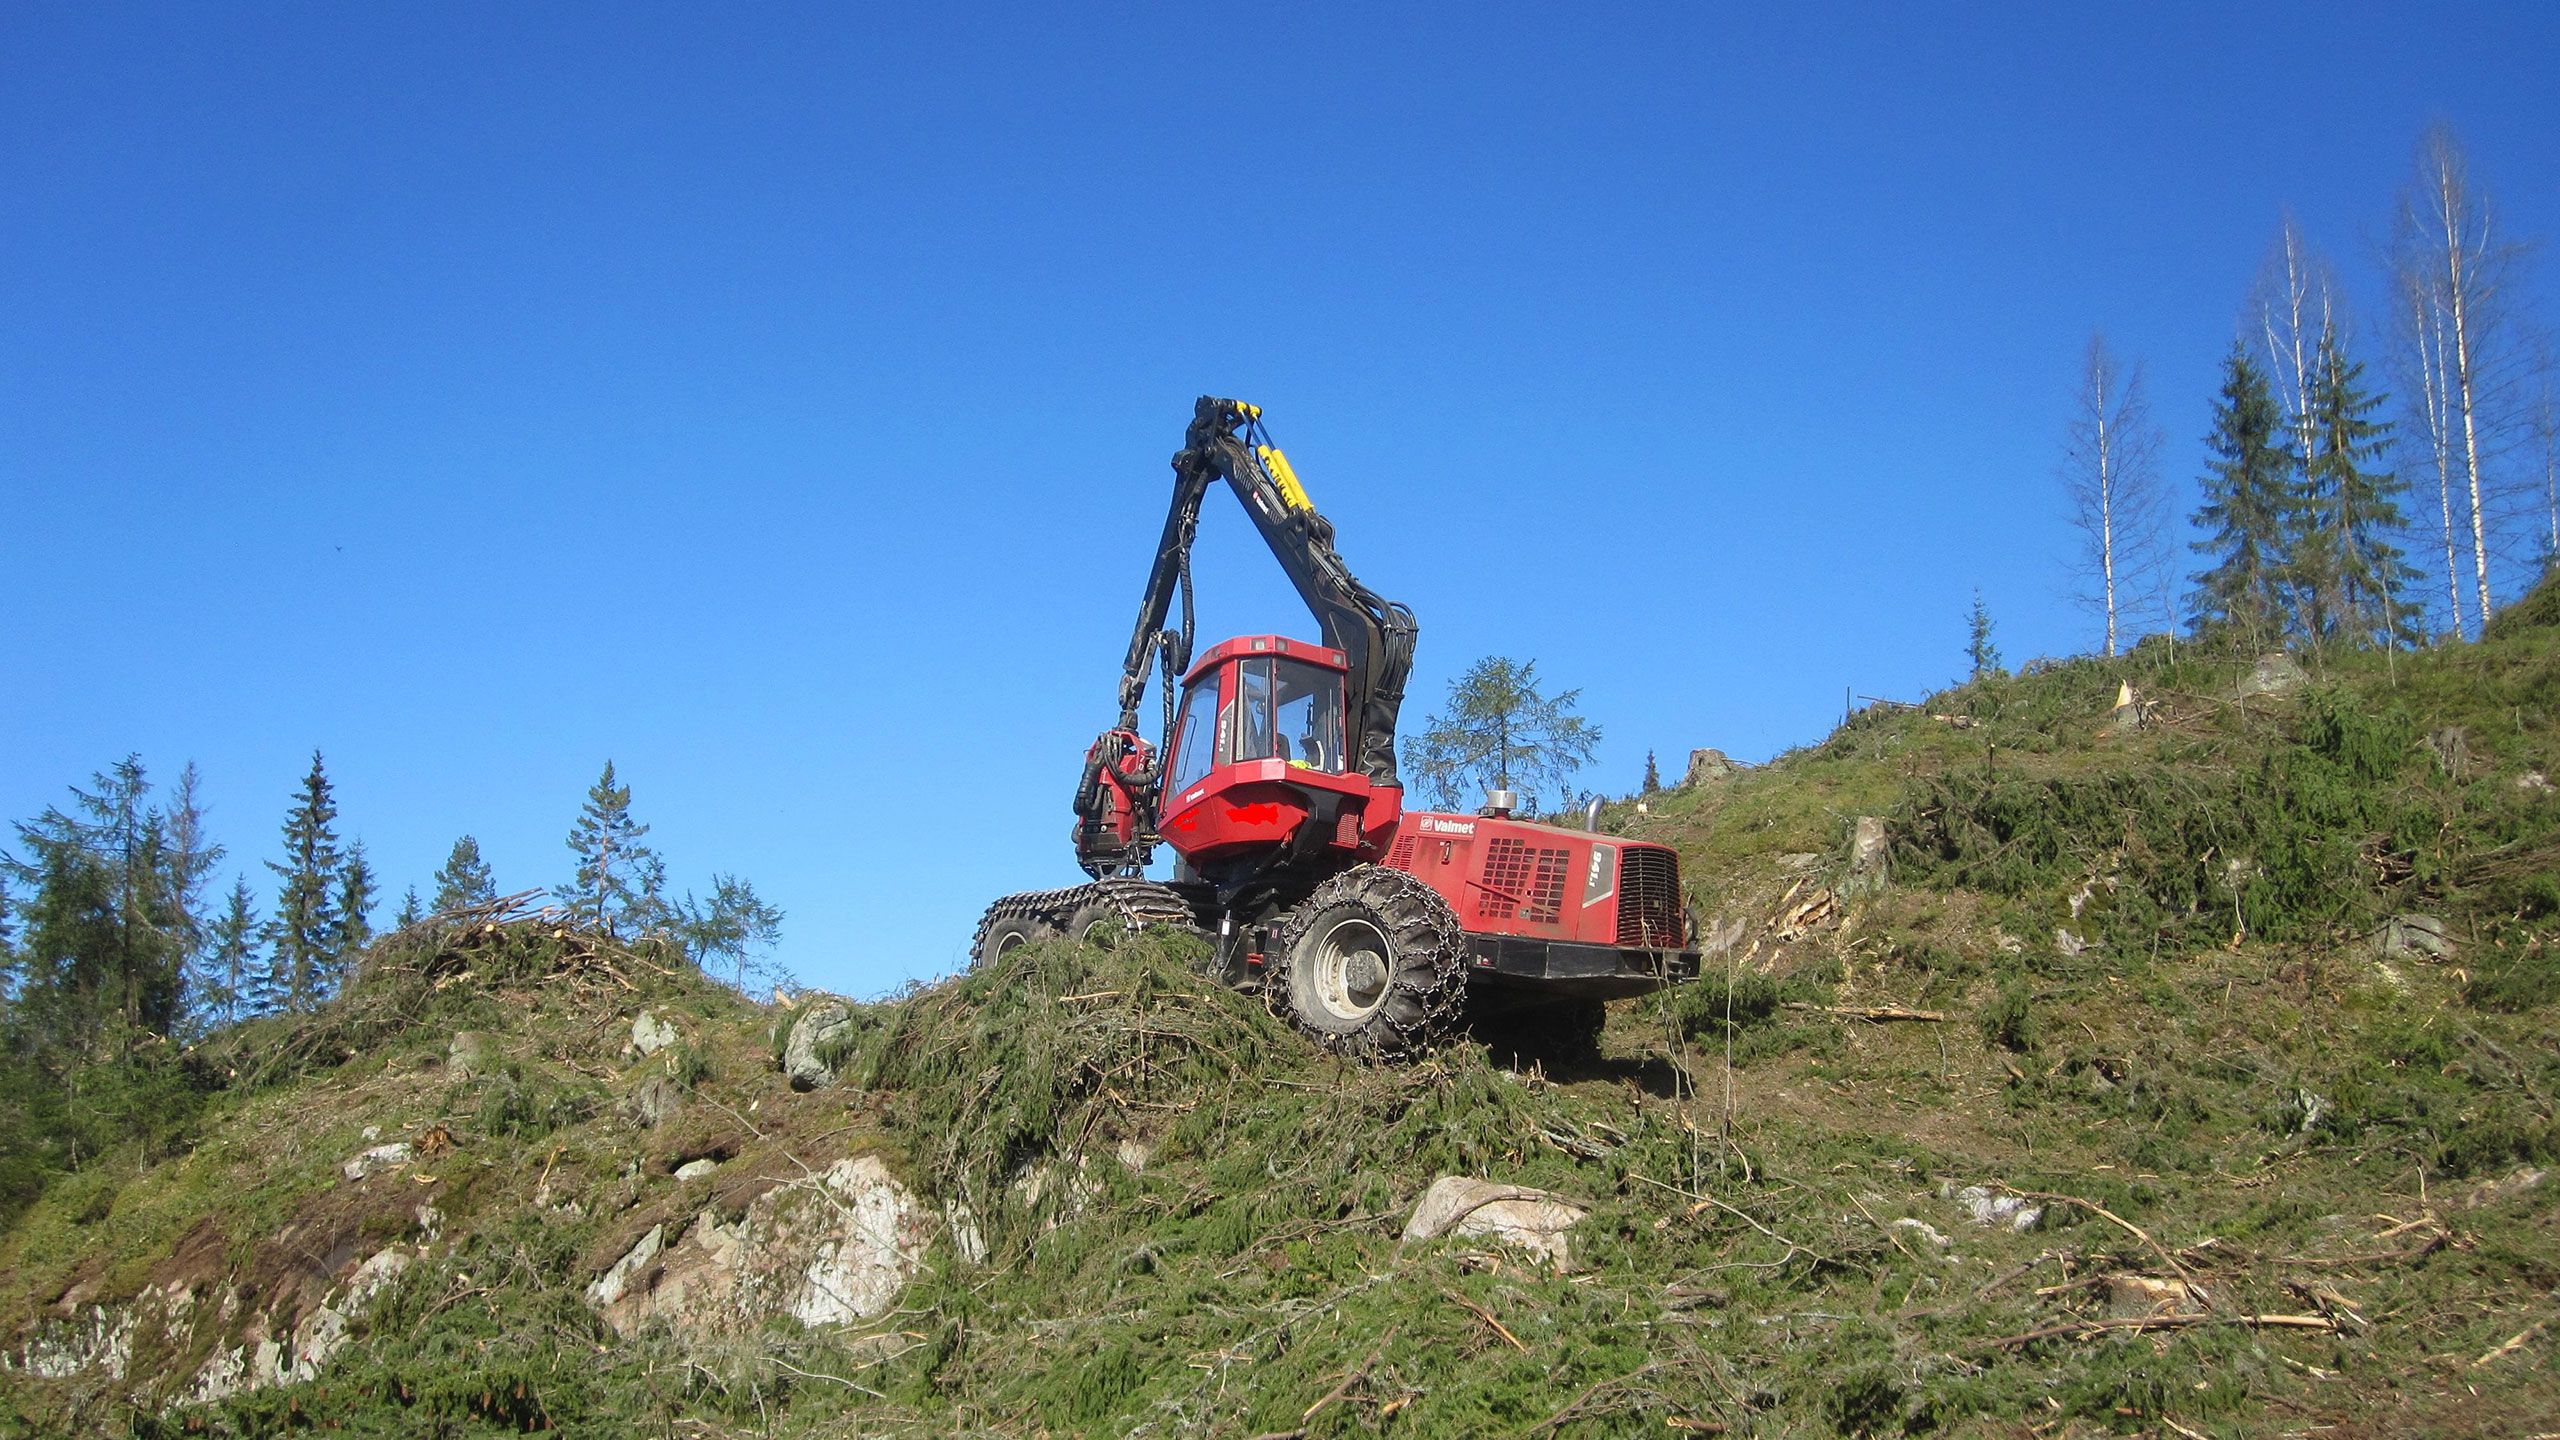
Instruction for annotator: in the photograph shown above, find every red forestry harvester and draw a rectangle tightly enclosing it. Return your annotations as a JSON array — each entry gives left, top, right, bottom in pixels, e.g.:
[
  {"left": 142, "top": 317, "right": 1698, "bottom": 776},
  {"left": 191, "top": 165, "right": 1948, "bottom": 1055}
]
[{"left": 974, "top": 398, "right": 1699, "bottom": 1059}]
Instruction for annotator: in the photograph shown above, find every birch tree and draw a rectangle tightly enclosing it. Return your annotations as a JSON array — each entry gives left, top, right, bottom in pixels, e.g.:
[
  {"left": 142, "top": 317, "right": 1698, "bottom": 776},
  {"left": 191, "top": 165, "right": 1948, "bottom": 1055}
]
[
  {"left": 2392, "top": 240, "right": 2465, "bottom": 636},
  {"left": 2062, "top": 332, "right": 2167, "bottom": 655},
  {"left": 2390, "top": 122, "right": 2526, "bottom": 634},
  {"left": 2252, "top": 216, "right": 2339, "bottom": 479},
  {"left": 2250, "top": 217, "right": 2341, "bottom": 631}
]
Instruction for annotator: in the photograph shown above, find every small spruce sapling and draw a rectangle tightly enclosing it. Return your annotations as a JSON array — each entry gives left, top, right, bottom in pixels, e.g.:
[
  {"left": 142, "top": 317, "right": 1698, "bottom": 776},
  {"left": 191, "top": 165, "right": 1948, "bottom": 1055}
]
[{"left": 1965, "top": 590, "right": 2004, "bottom": 681}]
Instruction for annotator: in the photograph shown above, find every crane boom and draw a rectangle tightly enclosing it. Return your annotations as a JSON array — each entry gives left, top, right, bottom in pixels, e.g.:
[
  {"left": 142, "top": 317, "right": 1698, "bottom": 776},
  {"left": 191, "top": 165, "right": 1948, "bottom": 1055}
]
[{"left": 1073, "top": 397, "right": 1416, "bottom": 877}]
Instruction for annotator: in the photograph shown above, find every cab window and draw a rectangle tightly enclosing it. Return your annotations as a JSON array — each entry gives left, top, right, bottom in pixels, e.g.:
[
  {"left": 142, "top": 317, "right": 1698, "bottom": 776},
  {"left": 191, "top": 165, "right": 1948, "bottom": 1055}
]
[
  {"left": 1165, "top": 675, "right": 1218, "bottom": 796},
  {"left": 1273, "top": 659, "right": 1347, "bottom": 772},
  {"left": 1231, "top": 659, "right": 1275, "bottom": 763}
]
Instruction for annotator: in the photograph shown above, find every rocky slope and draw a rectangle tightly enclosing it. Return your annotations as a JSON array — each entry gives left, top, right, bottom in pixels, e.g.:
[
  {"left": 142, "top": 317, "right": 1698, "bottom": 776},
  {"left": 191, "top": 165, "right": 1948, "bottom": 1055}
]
[{"left": 3, "top": 598, "right": 2557, "bottom": 1438}]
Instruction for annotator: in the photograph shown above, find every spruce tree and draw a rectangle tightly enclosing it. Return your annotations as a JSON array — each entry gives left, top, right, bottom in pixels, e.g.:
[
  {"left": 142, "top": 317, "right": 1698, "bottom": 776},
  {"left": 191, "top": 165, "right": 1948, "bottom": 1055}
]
[
  {"left": 1965, "top": 590, "right": 2003, "bottom": 680},
  {"left": 430, "top": 836, "right": 498, "bottom": 914},
  {"left": 1642, "top": 750, "right": 1661, "bottom": 795},
  {"left": 2302, "top": 326, "right": 2418, "bottom": 646},
  {"left": 264, "top": 752, "right": 344, "bottom": 1012},
  {"left": 1, "top": 758, "right": 195, "bottom": 1050},
  {"left": 0, "top": 871, "right": 17, "bottom": 994},
  {"left": 393, "top": 887, "right": 423, "bottom": 928},
  {"left": 564, "top": 762, "right": 662, "bottom": 937},
  {"left": 162, "top": 764, "right": 222, "bottom": 1014},
  {"left": 335, "top": 841, "right": 376, "bottom": 975},
  {"left": 2190, "top": 346, "right": 2300, "bottom": 648},
  {"left": 200, "top": 879, "right": 262, "bottom": 1027}
]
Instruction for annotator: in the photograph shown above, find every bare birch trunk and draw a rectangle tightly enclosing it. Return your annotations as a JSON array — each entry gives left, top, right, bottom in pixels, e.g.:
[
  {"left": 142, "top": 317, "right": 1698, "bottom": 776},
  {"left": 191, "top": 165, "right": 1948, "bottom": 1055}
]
[
  {"left": 2414, "top": 284, "right": 2464, "bottom": 635},
  {"left": 2064, "top": 334, "right": 2163, "bottom": 655},
  {"left": 2440, "top": 179, "right": 2495, "bottom": 625},
  {"left": 2397, "top": 123, "right": 2528, "bottom": 633}
]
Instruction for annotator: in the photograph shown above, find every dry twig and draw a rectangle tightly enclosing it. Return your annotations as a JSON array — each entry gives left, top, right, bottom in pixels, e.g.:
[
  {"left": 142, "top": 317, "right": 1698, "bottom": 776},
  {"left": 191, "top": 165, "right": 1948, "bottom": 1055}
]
[
  {"left": 1300, "top": 1323, "right": 1400, "bottom": 1421},
  {"left": 1973, "top": 1311, "right": 2338, "bottom": 1350},
  {"left": 1441, "top": 1287, "right": 1526, "bottom": 1351},
  {"left": 1782, "top": 1002, "right": 1945, "bottom": 1022}
]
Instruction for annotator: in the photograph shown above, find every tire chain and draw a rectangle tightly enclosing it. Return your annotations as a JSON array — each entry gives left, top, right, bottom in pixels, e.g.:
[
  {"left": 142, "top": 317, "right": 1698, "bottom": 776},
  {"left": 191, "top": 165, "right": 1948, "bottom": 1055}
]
[
  {"left": 1267, "top": 864, "right": 1466, "bottom": 1062},
  {"left": 968, "top": 877, "right": 1206, "bottom": 967}
]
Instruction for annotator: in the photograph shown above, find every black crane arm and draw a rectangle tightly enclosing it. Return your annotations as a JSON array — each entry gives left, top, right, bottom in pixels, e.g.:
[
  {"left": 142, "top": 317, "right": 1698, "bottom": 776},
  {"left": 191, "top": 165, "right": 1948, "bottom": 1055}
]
[{"left": 1114, "top": 396, "right": 1418, "bottom": 790}]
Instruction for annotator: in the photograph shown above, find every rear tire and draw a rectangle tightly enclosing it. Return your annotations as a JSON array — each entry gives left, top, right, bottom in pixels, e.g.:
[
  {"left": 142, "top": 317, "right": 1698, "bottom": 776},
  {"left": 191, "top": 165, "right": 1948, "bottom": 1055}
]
[
  {"left": 1269, "top": 865, "right": 1465, "bottom": 1062},
  {"left": 974, "top": 912, "right": 1055, "bottom": 967}
]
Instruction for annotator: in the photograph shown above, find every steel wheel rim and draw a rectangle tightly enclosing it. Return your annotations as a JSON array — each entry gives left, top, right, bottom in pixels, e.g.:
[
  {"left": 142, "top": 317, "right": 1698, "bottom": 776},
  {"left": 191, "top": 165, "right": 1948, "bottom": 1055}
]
[{"left": 1312, "top": 916, "right": 1392, "bottom": 1021}]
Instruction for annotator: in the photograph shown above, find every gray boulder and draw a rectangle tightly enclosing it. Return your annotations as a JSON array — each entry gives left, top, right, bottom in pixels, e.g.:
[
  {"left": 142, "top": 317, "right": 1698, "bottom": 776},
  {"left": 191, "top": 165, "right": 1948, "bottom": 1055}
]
[
  {"left": 783, "top": 999, "right": 856, "bottom": 1091},
  {"left": 2371, "top": 914, "right": 2454, "bottom": 962},
  {"left": 2239, "top": 652, "right": 2308, "bottom": 698},
  {"left": 1401, "top": 1176, "right": 1585, "bottom": 1266}
]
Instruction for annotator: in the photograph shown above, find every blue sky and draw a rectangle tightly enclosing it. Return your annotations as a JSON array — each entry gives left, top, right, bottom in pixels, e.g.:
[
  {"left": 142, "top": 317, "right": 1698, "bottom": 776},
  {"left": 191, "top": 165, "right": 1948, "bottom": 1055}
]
[{"left": 5, "top": 3, "right": 2555, "bottom": 995}]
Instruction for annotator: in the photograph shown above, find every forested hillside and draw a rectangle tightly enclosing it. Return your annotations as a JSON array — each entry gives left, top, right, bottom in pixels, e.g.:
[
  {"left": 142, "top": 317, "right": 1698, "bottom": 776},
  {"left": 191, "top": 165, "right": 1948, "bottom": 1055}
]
[{"left": 4, "top": 578, "right": 2554, "bottom": 1438}]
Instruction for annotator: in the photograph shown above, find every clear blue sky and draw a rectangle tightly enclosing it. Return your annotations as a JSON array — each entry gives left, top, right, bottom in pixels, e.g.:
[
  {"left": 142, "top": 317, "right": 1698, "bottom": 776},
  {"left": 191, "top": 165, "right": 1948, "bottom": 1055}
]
[{"left": 5, "top": 3, "right": 2554, "bottom": 995}]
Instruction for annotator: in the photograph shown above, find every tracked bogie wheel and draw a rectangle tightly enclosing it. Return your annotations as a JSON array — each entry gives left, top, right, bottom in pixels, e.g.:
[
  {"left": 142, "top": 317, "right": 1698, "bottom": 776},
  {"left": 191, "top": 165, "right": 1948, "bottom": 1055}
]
[
  {"left": 1268, "top": 864, "right": 1465, "bottom": 1062},
  {"left": 972, "top": 879, "right": 1205, "bottom": 968}
]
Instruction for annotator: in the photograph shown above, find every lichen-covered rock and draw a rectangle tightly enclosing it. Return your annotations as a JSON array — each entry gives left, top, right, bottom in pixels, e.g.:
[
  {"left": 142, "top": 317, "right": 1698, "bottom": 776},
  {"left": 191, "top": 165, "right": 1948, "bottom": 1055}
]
[
  {"left": 4, "top": 1304, "right": 133, "bottom": 1380},
  {"left": 783, "top": 998, "right": 855, "bottom": 1091},
  {"left": 589, "top": 1154, "right": 930, "bottom": 1339},
  {"left": 1401, "top": 1176, "right": 1585, "bottom": 1266},
  {"left": 342, "top": 1142, "right": 413, "bottom": 1180},
  {"left": 187, "top": 1245, "right": 411, "bottom": 1402},
  {"left": 1946, "top": 1183, "right": 2044, "bottom": 1231},
  {"left": 2239, "top": 652, "right": 2308, "bottom": 698},
  {"left": 631, "top": 1009, "right": 680, "bottom": 1056}
]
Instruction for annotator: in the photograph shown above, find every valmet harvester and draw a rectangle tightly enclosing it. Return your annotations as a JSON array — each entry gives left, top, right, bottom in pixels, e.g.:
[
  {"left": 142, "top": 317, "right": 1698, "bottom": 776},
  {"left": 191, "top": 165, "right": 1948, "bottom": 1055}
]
[{"left": 974, "top": 398, "right": 1699, "bottom": 1059}]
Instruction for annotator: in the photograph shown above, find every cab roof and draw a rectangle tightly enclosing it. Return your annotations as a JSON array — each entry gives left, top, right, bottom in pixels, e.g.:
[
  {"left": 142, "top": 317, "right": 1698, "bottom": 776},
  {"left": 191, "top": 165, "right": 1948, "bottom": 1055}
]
[{"left": 1181, "top": 634, "right": 1350, "bottom": 685}]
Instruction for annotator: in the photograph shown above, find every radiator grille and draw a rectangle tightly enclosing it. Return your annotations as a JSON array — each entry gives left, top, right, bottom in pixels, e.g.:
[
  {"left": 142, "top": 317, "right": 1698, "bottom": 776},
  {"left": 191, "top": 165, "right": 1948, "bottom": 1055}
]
[
  {"left": 1615, "top": 845, "right": 1686, "bottom": 948},
  {"left": 1479, "top": 837, "right": 1569, "bottom": 923},
  {"left": 1386, "top": 832, "right": 1417, "bottom": 870}
]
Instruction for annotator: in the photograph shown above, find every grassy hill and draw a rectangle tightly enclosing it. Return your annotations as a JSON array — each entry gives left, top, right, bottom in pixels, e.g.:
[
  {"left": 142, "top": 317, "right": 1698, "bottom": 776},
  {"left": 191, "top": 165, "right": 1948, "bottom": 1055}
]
[{"left": 3, "top": 593, "right": 2555, "bottom": 1438}]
